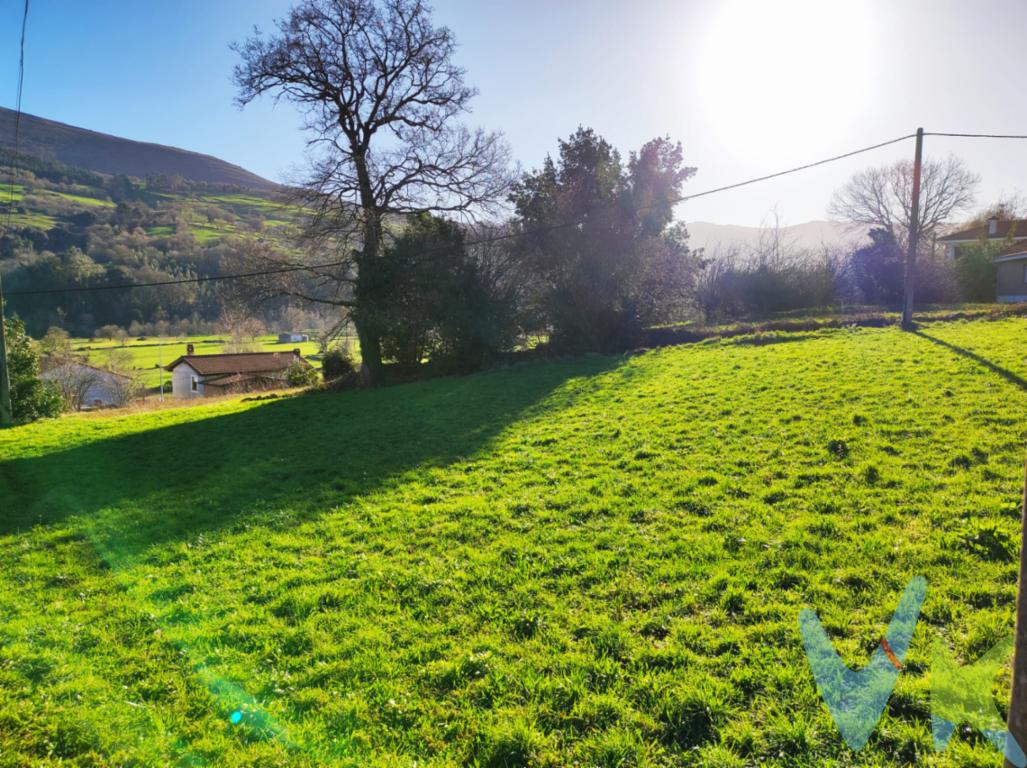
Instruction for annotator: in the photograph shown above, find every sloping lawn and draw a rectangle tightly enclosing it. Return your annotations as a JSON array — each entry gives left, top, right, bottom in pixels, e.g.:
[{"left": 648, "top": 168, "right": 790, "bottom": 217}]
[{"left": 1, "top": 319, "right": 1026, "bottom": 766}]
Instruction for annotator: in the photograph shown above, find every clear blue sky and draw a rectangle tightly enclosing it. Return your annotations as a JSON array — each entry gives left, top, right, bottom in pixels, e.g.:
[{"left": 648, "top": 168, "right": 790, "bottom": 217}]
[{"left": 3, "top": 0, "right": 1026, "bottom": 226}]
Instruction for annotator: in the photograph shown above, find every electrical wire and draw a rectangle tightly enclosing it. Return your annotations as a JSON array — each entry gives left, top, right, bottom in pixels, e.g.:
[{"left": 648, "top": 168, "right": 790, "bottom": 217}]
[
  {"left": 0, "top": 0, "right": 29, "bottom": 426},
  {"left": 2, "top": 0, "right": 30, "bottom": 236},
  {"left": 5, "top": 132, "right": 920, "bottom": 297},
  {"left": 924, "top": 132, "right": 1027, "bottom": 140},
  {"left": 9, "top": 128, "right": 1027, "bottom": 298}
]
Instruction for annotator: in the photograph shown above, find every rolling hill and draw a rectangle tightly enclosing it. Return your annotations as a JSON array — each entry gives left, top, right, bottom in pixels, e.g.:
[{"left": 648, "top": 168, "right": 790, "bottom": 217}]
[
  {"left": 0, "top": 143, "right": 303, "bottom": 336},
  {"left": 0, "top": 107, "right": 276, "bottom": 190}
]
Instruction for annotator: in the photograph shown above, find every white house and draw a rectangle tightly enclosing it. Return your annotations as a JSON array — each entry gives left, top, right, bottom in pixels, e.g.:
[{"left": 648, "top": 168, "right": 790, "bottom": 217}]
[
  {"left": 164, "top": 345, "right": 310, "bottom": 399},
  {"left": 41, "top": 361, "right": 134, "bottom": 410},
  {"left": 937, "top": 218, "right": 1027, "bottom": 303}
]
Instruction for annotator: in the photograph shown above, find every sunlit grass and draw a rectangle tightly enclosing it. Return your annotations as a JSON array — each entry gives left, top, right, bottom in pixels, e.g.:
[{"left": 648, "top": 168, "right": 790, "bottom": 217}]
[{"left": 2, "top": 317, "right": 1026, "bottom": 766}]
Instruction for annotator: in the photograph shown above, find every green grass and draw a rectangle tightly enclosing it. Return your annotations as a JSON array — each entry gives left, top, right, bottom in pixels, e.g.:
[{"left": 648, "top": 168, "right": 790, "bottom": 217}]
[
  {"left": 3, "top": 317, "right": 1027, "bottom": 766},
  {"left": 48, "top": 190, "right": 115, "bottom": 208},
  {"left": 0, "top": 183, "right": 24, "bottom": 203},
  {"left": 1, "top": 185, "right": 112, "bottom": 210},
  {"left": 73, "top": 335, "right": 328, "bottom": 389},
  {"left": 200, "top": 193, "right": 302, "bottom": 215},
  {"left": 5, "top": 210, "right": 58, "bottom": 229},
  {"left": 189, "top": 225, "right": 226, "bottom": 244}
]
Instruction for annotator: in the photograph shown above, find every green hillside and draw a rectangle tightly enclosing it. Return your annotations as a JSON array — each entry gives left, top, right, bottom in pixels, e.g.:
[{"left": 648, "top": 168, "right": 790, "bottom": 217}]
[
  {"left": 0, "top": 107, "right": 276, "bottom": 190},
  {"left": 0, "top": 150, "right": 308, "bottom": 337},
  {"left": 2, "top": 317, "right": 1025, "bottom": 766}
]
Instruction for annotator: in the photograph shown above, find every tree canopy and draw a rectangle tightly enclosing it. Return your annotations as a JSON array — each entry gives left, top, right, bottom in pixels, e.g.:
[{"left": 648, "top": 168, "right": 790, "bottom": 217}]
[
  {"left": 233, "top": 0, "right": 510, "bottom": 382},
  {"left": 510, "top": 128, "right": 699, "bottom": 352}
]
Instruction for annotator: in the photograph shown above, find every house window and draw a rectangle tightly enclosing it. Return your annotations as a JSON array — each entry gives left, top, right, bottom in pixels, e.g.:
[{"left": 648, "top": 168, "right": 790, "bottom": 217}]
[{"left": 191, "top": 376, "right": 199, "bottom": 392}]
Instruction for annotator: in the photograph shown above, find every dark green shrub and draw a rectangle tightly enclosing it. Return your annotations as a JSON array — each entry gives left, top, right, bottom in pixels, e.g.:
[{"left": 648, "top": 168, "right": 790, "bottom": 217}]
[
  {"left": 322, "top": 347, "right": 357, "bottom": 382},
  {"left": 285, "top": 361, "right": 319, "bottom": 388},
  {"left": 5, "top": 317, "right": 64, "bottom": 424}
]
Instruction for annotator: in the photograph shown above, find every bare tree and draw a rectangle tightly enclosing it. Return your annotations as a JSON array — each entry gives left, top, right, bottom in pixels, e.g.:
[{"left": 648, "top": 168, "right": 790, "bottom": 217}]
[
  {"left": 103, "top": 350, "right": 141, "bottom": 407},
  {"left": 233, "top": 0, "right": 511, "bottom": 383},
  {"left": 42, "top": 360, "right": 101, "bottom": 412},
  {"left": 217, "top": 305, "right": 266, "bottom": 353},
  {"left": 829, "top": 155, "right": 979, "bottom": 247},
  {"left": 969, "top": 192, "right": 1027, "bottom": 227}
]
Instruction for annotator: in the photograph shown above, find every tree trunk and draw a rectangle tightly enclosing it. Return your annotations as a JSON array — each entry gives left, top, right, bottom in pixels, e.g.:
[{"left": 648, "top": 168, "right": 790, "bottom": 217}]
[
  {"left": 354, "top": 317, "right": 382, "bottom": 387},
  {"left": 353, "top": 192, "right": 385, "bottom": 386},
  {"left": 351, "top": 149, "right": 386, "bottom": 386}
]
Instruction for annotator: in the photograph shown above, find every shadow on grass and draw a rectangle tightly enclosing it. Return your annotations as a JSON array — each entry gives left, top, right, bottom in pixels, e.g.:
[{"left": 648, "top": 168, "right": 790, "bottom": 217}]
[
  {"left": 914, "top": 330, "right": 1027, "bottom": 392},
  {"left": 0, "top": 356, "right": 621, "bottom": 559}
]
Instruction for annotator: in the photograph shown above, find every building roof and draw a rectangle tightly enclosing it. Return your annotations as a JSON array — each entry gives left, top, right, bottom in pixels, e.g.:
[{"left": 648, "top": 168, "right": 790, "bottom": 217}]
[
  {"left": 994, "top": 241, "right": 1027, "bottom": 262},
  {"left": 201, "top": 372, "right": 282, "bottom": 388},
  {"left": 165, "top": 351, "right": 307, "bottom": 374},
  {"left": 40, "top": 359, "right": 132, "bottom": 379},
  {"left": 938, "top": 219, "right": 1027, "bottom": 242}
]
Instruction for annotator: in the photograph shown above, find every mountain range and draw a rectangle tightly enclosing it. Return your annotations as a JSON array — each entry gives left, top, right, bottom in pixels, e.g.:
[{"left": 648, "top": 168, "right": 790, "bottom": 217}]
[
  {"left": 1, "top": 108, "right": 872, "bottom": 254},
  {"left": 0, "top": 107, "right": 276, "bottom": 190}
]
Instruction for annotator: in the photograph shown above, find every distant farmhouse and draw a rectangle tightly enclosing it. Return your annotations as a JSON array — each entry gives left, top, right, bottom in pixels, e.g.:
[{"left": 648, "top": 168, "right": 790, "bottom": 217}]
[
  {"left": 278, "top": 332, "right": 309, "bottom": 343},
  {"left": 938, "top": 218, "right": 1027, "bottom": 303},
  {"left": 165, "top": 345, "right": 310, "bottom": 398},
  {"left": 41, "top": 361, "right": 134, "bottom": 410}
]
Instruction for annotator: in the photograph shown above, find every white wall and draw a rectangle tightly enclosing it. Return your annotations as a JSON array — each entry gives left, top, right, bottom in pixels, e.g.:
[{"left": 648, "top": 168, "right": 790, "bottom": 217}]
[{"left": 171, "top": 363, "right": 204, "bottom": 399}]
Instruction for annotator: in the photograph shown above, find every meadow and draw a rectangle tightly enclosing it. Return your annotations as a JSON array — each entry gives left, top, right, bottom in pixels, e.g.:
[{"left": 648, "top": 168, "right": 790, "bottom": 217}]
[
  {"left": 1, "top": 317, "right": 1026, "bottom": 766},
  {"left": 72, "top": 335, "right": 334, "bottom": 390}
]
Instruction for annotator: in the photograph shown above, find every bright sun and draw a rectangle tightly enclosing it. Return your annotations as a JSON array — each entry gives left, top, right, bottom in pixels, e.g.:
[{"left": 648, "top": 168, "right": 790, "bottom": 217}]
[{"left": 692, "top": 0, "right": 876, "bottom": 162}]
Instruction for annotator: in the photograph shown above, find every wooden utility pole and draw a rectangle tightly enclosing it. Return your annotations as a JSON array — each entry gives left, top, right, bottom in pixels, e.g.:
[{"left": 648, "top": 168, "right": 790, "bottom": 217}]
[
  {"left": 1007, "top": 454, "right": 1027, "bottom": 767},
  {"left": 0, "top": 275, "right": 13, "bottom": 427},
  {"left": 901, "top": 127, "right": 924, "bottom": 330}
]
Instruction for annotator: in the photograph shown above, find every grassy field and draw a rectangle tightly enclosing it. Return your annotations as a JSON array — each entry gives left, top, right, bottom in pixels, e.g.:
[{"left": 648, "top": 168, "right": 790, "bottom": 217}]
[
  {"left": 73, "top": 336, "right": 335, "bottom": 389},
  {"left": 2, "top": 317, "right": 1026, "bottom": 766}
]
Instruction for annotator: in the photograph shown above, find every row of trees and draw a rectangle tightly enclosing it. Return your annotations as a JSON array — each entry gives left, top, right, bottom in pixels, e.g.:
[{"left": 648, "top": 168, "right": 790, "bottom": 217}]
[
  {"left": 231, "top": 0, "right": 703, "bottom": 382},
  {"left": 231, "top": 0, "right": 1003, "bottom": 384},
  {"left": 693, "top": 223, "right": 999, "bottom": 322}
]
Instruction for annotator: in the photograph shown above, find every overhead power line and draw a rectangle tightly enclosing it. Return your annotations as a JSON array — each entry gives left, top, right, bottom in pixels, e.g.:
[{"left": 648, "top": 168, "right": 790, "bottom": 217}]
[
  {"left": 0, "top": 0, "right": 30, "bottom": 428},
  {"left": 7, "top": 128, "right": 1027, "bottom": 299},
  {"left": 2, "top": 0, "right": 29, "bottom": 233},
  {"left": 5, "top": 132, "right": 921, "bottom": 297},
  {"left": 924, "top": 132, "right": 1027, "bottom": 140},
  {"left": 678, "top": 133, "right": 918, "bottom": 202}
]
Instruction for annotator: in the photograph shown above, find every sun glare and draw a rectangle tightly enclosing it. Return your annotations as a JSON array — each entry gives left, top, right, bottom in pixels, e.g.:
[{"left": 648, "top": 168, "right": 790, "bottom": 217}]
[{"left": 692, "top": 0, "right": 876, "bottom": 161}]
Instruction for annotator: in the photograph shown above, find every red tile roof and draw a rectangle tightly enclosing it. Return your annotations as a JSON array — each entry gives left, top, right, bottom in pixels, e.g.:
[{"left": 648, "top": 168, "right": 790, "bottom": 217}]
[
  {"left": 165, "top": 351, "right": 308, "bottom": 374},
  {"left": 938, "top": 219, "right": 1027, "bottom": 242}
]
